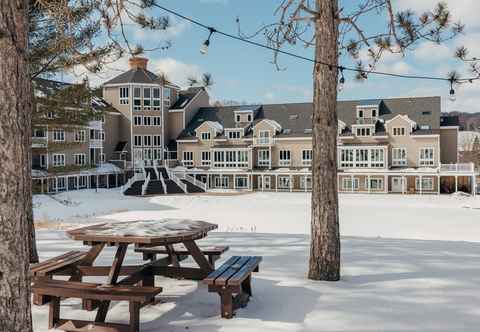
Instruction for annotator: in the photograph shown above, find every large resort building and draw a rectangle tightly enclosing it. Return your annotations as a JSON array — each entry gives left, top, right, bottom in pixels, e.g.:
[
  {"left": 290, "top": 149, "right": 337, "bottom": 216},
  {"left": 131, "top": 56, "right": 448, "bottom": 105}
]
[{"left": 32, "top": 57, "right": 477, "bottom": 195}]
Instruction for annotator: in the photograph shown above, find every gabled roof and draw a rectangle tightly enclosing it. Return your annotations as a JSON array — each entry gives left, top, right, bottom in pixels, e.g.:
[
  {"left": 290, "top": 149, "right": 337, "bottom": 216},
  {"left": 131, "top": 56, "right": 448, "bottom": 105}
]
[
  {"left": 177, "top": 96, "right": 441, "bottom": 140},
  {"left": 102, "top": 68, "right": 159, "bottom": 85},
  {"left": 170, "top": 87, "right": 204, "bottom": 110}
]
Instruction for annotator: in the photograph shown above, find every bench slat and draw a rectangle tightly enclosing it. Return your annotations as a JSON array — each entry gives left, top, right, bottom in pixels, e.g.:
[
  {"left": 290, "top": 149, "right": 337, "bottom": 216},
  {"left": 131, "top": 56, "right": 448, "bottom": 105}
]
[
  {"left": 136, "top": 245, "right": 229, "bottom": 256},
  {"left": 203, "top": 256, "right": 241, "bottom": 284},
  {"left": 227, "top": 256, "right": 262, "bottom": 286},
  {"left": 214, "top": 256, "right": 251, "bottom": 286},
  {"left": 31, "top": 251, "right": 86, "bottom": 274},
  {"left": 54, "top": 318, "right": 130, "bottom": 332},
  {"left": 32, "top": 280, "right": 162, "bottom": 303}
]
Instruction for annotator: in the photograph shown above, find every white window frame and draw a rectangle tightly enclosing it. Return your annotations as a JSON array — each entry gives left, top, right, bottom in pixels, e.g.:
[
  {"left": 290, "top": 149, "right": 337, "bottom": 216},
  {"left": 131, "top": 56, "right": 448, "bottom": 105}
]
[
  {"left": 235, "top": 176, "right": 248, "bottom": 189},
  {"left": 183, "top": 151, "right": 194, "bottom": 167},
  {"left": 134, "top": 115, "right": 142, "bottom": 126},
  {"left": 143, "top": 135, "right": 152, "bottom": 147},
  {"left": 201, "top": 151, "right": 211, "bottom": 166},
  {"left": 393, "top": 127, "right": 406, "bottom": 136},
  {"left": 153, "top": 116, "right": 161, "bottom": 126},
  {"left": 257, "top": 149, "right": 270, "bottom": 167},
  {"left": 279, "top": 150, "right": 291, "bottom": 166},
  {"left": 143, "top": 87, "right": 151, "bottom": 109},
  {"left": 227, "top": 130, "right": 241, "bottom": 140},
  {"left": 79, "top": 175, "right": 88, "bottom": 188},
  {"left": 415, "top": 177, "right": 434, "bottom": 190},
  {"left": 365, "top": 177, "right": 384, "bottom": 190},
  {"left": 133, "top": 87, "right": 142, "bottom": 110},
  {"left": 56, "top": 177, "right": 66, "bottom": 190},
  {"left": 302, "top": 149, "right": 312, "bottom": 166},
  {"left": 419, "top": 147, "right": 435, "bottom": 166},
  {"left": 163, "top": 87, "right": 171, "bottom": 108},
  {"left": 52, "top": 153, "right": 65, "bottom": 167},
  {"left": 134, "top": 135, "right": 142, "bottom": 147},
  {"left": 201, "top": 132, "right": 211, "bottom": 141},
  {"left": 392, "top": 148, "right": 407, "bottom": 166},
  {"left": 74, "top": 153, "right": 86, "bottom": 166},
  {"left": 356, "top": 127, "right": 372, "bottom": 137},
  {"left": 53, "top": 129, "right": 65, "bottom": 142},
  {"left": 342, "top": 177, "right": 359, "bottom": 190},
  {"left": 278, "top": 176, "right": 291, "bottom": 189},
  {"left": 300, "top": 176, "right": 312, "bottom": 190},
  {"left": 119, "top": 87, "right": 129, "bottom": 105},
  {"left": 153, "top": 135, "right": 161, "bottom": 147},
  {"left": 74, "top": 130, "right": 86, "bottom": 142},
  {"left": 214, "top": 176, "right": 229, "bottom": 188},
  {"left": 143, "top": 116, "right": 151, "bottom": 126},
  {"left": 152, "top": 87, "right": 161, "bottom": 110}
]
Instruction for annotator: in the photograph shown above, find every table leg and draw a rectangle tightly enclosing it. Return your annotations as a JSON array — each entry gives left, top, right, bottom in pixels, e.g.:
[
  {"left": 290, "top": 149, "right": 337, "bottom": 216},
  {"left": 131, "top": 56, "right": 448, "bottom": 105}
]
[
  {"left": 165, "top": 244, "right": 180, "bottom": 267},
  {"left": 95, "top": 244, "right": 128, "bottom": 323},
  {"left": 183, "top": 240, "right": 214, "bottom": 273},
  {"left": 71, "top": 243, "right": 105, "bottom": 311}
]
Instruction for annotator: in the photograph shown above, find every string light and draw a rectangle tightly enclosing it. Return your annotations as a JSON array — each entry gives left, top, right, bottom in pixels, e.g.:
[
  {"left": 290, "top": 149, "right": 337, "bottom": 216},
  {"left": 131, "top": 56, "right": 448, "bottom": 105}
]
[
  {"left": 152, "top": 3, "right": 479, "bottom": 98},
  {"left": 449, "top": 79, "right": 456, "bottom": 102},
  {"left": 200, "top": 27, "right": 216, "bottom": 55},
  {"left": 338, "top": 66, "right": 345, "bottom": 91}
]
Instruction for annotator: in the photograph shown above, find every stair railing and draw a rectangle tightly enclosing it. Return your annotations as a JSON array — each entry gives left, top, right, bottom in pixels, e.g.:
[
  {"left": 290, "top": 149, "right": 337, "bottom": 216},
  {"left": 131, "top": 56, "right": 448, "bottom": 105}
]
[
  {"left": 141, "top": 172, "right": 151, "bottom": 196},
  {"left": 158, "top": 168, "right": 167, "bottom": 193},
  {"left": 183, "top": 172, "right": 207, "bottom": 191},
  {"left": 121, "top": 171, "right": 145, "bottom": 194},
  {"left": 153, "top": 165, "right": 160, "bottom": 180},
  {"left": 167, "top": 169, "right": 187, "bottom": 193}
]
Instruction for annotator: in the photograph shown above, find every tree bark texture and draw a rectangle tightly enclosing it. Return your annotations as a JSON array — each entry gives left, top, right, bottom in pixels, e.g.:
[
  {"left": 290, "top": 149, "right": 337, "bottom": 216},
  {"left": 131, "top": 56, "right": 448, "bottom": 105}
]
[
  {"left": 308, "top": 0, "right": 341, "bottom": 281},
  {"left": 0, "top": 0, "right": 34, "bottom": 331}
]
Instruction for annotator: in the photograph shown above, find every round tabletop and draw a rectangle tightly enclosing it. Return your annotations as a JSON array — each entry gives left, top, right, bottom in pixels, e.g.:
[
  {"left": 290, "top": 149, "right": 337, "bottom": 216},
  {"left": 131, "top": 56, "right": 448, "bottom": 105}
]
[{"left": 66, "top": 219, "right": 218, "bottom": 246}]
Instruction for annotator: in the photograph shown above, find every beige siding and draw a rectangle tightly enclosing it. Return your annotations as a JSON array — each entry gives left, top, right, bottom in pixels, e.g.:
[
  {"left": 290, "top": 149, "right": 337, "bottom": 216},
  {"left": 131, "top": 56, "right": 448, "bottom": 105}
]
[
  {"left": 270, "top": 139, "right": 312, "bottom": 168},
  {"left": 104, "top": 113, "right": 121, "bottom": 161},
  {"left": 253, "top": 121, "right": 277, "bottom": 137}
]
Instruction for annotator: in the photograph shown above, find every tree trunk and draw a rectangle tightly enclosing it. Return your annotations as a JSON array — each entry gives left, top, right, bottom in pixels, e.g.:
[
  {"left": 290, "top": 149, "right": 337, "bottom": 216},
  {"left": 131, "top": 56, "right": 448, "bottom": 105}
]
[
  {"left": 308, "top": 0, "right": 341, "bottom": 281},
  {"left": 0, "top": 0, "right": 34, "bottom": 331},
  {"left": 28, "top": 200, "right": 39, "bottom": 263}
]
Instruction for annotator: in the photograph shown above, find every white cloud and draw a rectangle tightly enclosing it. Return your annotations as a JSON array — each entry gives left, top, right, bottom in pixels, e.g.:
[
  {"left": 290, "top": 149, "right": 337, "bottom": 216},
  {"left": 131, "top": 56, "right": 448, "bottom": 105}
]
[
  {"left": 263, "top": 92, "right": 275, "bottom": 103},
  {"left": 152, "top": 58, "right": 203, "bottom": 87},
  {"left": 414, "top": 41, "right": 453, "bottom": 62},
  {"left": 132, "top": 16, "right": 190, "bottom": 42}
]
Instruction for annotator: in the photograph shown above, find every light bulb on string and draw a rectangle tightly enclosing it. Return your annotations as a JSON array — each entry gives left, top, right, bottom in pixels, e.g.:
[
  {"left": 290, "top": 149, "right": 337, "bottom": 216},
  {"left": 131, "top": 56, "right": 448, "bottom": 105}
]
[
  {"left": 449, "top": 79, "right": 456, "bottom": 102},
  {"left": 200, "top": 27, "right": 216, "bottom": 55}
]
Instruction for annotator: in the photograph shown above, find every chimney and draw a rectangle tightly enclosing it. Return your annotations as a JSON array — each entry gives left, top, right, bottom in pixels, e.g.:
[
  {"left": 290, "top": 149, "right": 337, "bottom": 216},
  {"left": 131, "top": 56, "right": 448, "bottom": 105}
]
[{"left": 128, "top": 57, "right": 148, "bottom": 70}]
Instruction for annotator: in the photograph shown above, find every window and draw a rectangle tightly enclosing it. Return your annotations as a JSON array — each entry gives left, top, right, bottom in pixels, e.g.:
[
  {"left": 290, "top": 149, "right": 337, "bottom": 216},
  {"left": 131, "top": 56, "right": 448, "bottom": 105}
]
[
  {"left": 99, "top": 153, "right": 105, "bottom": 163},
  {"left": 143, "top": 116, "right": 151, "bottom": 126},
  {"left": 56, "top": 177, "right": 66, "bottom": 190},
  {"left": 235, "top": 114, "right": 241, "bottom": 123},
  {"left": 153, "top": 116, "right": 161, "bottom": 126},
  {"left": 416, "top": 177, "right": 434, "bottom": 190},
  {"left": 183, "top": 151, "right": 193, "bottom": 167},
  {"left": 74, "top": 130, "right": 86, "bottom": 142},
  {"left": 257, "top": 130, "right": 271, "bottom": 145},
  {"left": 342, "top": 177, "right": 359, "bottom": 190},
  {"left": 153, "top": 135, "right": 161, "bottom": 146},
  {"left": 371, "top": 109, "right": 376, "bottom": 117},
  {"left": 143, "top": 135, "right": 152, "bottom": 147},
  {"left": 201, "top": 151, "right": 211, "bottom": 166},
  {"left": 235, "top": 176, "right": 248, "bottom": 189},
  {"left": 419, "top": 147, "right": 435, "bottom": 166},
  {"left": 302, "top": 149, "right": 313, "bottom": 166},
  {"left": 47, "top": 111, "right": 55, "bottom": 119},
  {"left": 212, "top": 150, "right": 248, "bottom": 168},
  {"left": 279, "top": 150, "right": 291, "bottom": 166},
  {"left": 358, "top": 110, "right": 363, "bottom": 118},
  {"left": 392, "top": 148, "right": 407, "bottom": 166},
  {"left": 143, "top": 87, "right": 151, "bottom": 108},
  {"left": 201, "top": 132, "right": 211, "bottom": 140},
  {"left": 163, "top": 88, "right": 171, "bottom": 108},
  {"left": 52, "top": 154, "right": 65, "bottom": 167},
  {"left": 133, "top": 87, "right": 141, "bottom": 110},
  {"left": 79, "top": 175, "right": 88, "bottom": 188},
  {"left": 214, "top": 176, "right": 229, "bottom": 188},
  {"left": 355, "top": 149, "right": 369, "bottom": 167},
  {"left": 228, "top": 131, "right": 241, "bottom": 140},
  {"left": 300, "top": 176, "right": 312, "bottom": 190},
  {"left": 100, "top": 131, "right": 105, "bottom": 141},
  {"left": 278, "top": 176, "right": 291, "bottom": 189},
  {"left": 134, "top": 116, "right": 142, "bottom": 126},
  {"left": 370, "top": 148, "right": 384, "bottom": 168},
  {"left": 134, "top": 135, "right": 142, "bottom": 147},
  {"left": 247, "top": 114, "right": 252, "bottom": 122},
  {"left": 33, "top": 128, "right": 46, "bottom": 138},
  {"left": 356, "top": 127, "right": 371, "bottom": 136},
  {"left": 257, "top": 150, "right": 270, "bottom": 167},
  {"left": 420, "top": 125, "right": 431, "bottom": 130},
  {"left": 365, "top": 178, "right": 383, "bottom": 190},
  {"left": 393, "top": 127, "right": 406, "bottom": 136},
  {"left": 74, "top": 153, "right": 86, "bottom": 166},
  {"left": 119, "top": 87, "right": 129, "bottom": 105},
  {"left": 422, "top": 111, "right": 431, "bottom": 115},
  {"left": 153, "top": 88, "right": 161, "bottom": 110},
  {"left": 53, "top": 129, "right": 65, "bottom": 142},
  {"left": 340, "top": 149, "right": 354, "bottom": 168}
]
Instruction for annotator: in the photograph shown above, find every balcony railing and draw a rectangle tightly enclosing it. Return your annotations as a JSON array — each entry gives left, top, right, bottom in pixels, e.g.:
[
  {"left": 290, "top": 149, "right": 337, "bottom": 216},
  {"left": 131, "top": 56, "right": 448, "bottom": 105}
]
[
  {"left": 32, "top": 136, "right": 47, "bottom": 148},
  {"left": 440, "top": 163, "right": 475, "bottom": 173},
  {"left": 356, "top": 118, "right": 377, "bottom": 125},
  {"left": 253, "top": 137, "right": 274, "bottom": 146}
]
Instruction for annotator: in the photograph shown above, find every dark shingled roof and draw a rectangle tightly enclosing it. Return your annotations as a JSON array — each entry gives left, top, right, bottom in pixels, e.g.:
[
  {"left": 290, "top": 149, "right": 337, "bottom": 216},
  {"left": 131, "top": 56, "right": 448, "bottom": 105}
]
[
  {"left": 178, "top": 96, "right": 441, "bottom": 139},
  {"left": 170, "top": 87, "right": 204, "bottom": 110},
  {"left": 103, "top": 68, "right": 159, "bottom": 85}
]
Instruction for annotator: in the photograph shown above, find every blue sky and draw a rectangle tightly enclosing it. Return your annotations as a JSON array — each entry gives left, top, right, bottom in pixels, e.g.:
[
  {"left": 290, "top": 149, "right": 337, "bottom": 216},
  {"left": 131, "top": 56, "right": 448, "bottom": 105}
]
[{"left": 70, "top": 0, "right": 480, "bottom": 113}]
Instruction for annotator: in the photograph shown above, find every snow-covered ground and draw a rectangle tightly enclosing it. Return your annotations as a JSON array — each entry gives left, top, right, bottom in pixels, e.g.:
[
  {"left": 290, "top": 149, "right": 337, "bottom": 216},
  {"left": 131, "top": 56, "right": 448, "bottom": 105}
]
[{"left": 32, "top": 190, "right": 480, "bottom": 331}]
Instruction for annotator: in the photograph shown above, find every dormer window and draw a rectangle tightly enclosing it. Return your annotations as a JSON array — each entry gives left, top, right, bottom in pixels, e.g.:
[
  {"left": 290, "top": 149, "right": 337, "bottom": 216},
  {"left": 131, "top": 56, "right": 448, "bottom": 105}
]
[
  {"left": 201, "top": 132, "right": 211, "bottom": 140},
  {"left": 236, "top": 114, "right": 241, "bottom": 122},
  {"left": 358, "top": 110, "right": 364, "bottom": 118},
  {"left": 393, "top": 127, "right": 406, "bottom": 136},
  {"left": 356, "top": 127, "right": 371, "bottom": 136},
  {"left": 247, "top": 114, "right": 252, "bottom": 122},
  {"left": 228, "top": 130, "right": 241, "bottom": 140},
  {"left": 371, "top": 109, "right": 376, "bottom": 117}
]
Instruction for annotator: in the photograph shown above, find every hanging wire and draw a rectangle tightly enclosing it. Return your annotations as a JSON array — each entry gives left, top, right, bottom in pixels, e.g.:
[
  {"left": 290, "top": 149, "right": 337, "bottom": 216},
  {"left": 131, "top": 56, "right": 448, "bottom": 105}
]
[{"left": 151, "top": 3, "right": 480, "bottom": 84}]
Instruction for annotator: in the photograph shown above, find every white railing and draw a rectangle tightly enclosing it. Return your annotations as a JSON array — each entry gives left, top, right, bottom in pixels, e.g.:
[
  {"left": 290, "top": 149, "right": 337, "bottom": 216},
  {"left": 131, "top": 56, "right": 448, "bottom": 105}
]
[
  {"left": 141, "top": 172, "right": 151, "bottom": 196},
  {"left": 179, "top": 172, "right": 207, "bottom": 191},
  {"left": 153, "top": 166, "right": 160, "bottom": 180},
  {"left": 253, "top": 137, "right": 274, "bottom": 146},
  {"left": 167, "top": 169, "right": 187, "bottom": 193},
  {"left": 159, "top": 170, "right": 167, "bottom": 193},
  {"left": 440, "top": 163, "right": 475, "bottom": 173},
  {"left": 121, "top": 172, "right": 145, "bottom": 194}
]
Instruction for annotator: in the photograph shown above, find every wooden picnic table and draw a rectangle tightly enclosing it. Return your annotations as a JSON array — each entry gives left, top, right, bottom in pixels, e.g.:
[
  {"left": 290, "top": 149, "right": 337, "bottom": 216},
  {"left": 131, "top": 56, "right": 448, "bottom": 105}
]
[{"left": 62, "top": 219, "right": 218, "bottom": 324}]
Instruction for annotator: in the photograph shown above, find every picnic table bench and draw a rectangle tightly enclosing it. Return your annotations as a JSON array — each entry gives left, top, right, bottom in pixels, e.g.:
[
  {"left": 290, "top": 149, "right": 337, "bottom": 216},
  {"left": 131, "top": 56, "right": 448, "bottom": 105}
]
[
  {"left": 135, "top": 245, "right": 229, "bottom": 267},
  {"left": 32, "top": 279, "right": 161, "bottom": 332},
  {"left": 203, "top": 256, "right": 262, "bottom": 318}
]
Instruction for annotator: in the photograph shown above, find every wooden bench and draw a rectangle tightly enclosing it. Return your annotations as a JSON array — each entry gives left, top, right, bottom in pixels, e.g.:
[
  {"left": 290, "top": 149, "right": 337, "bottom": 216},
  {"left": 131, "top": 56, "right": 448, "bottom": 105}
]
[
  {"left": 135, "top": 245, "right": 229, "bottom": 268},
  {"left": 30, "top": 250, "right": 88, "bottom": 305},
  {"left": 203, "top": 256, "right": 262, "bottom": 319},
  {"left": 32, "top": 279, "right": 162, "bottom": 332}
]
